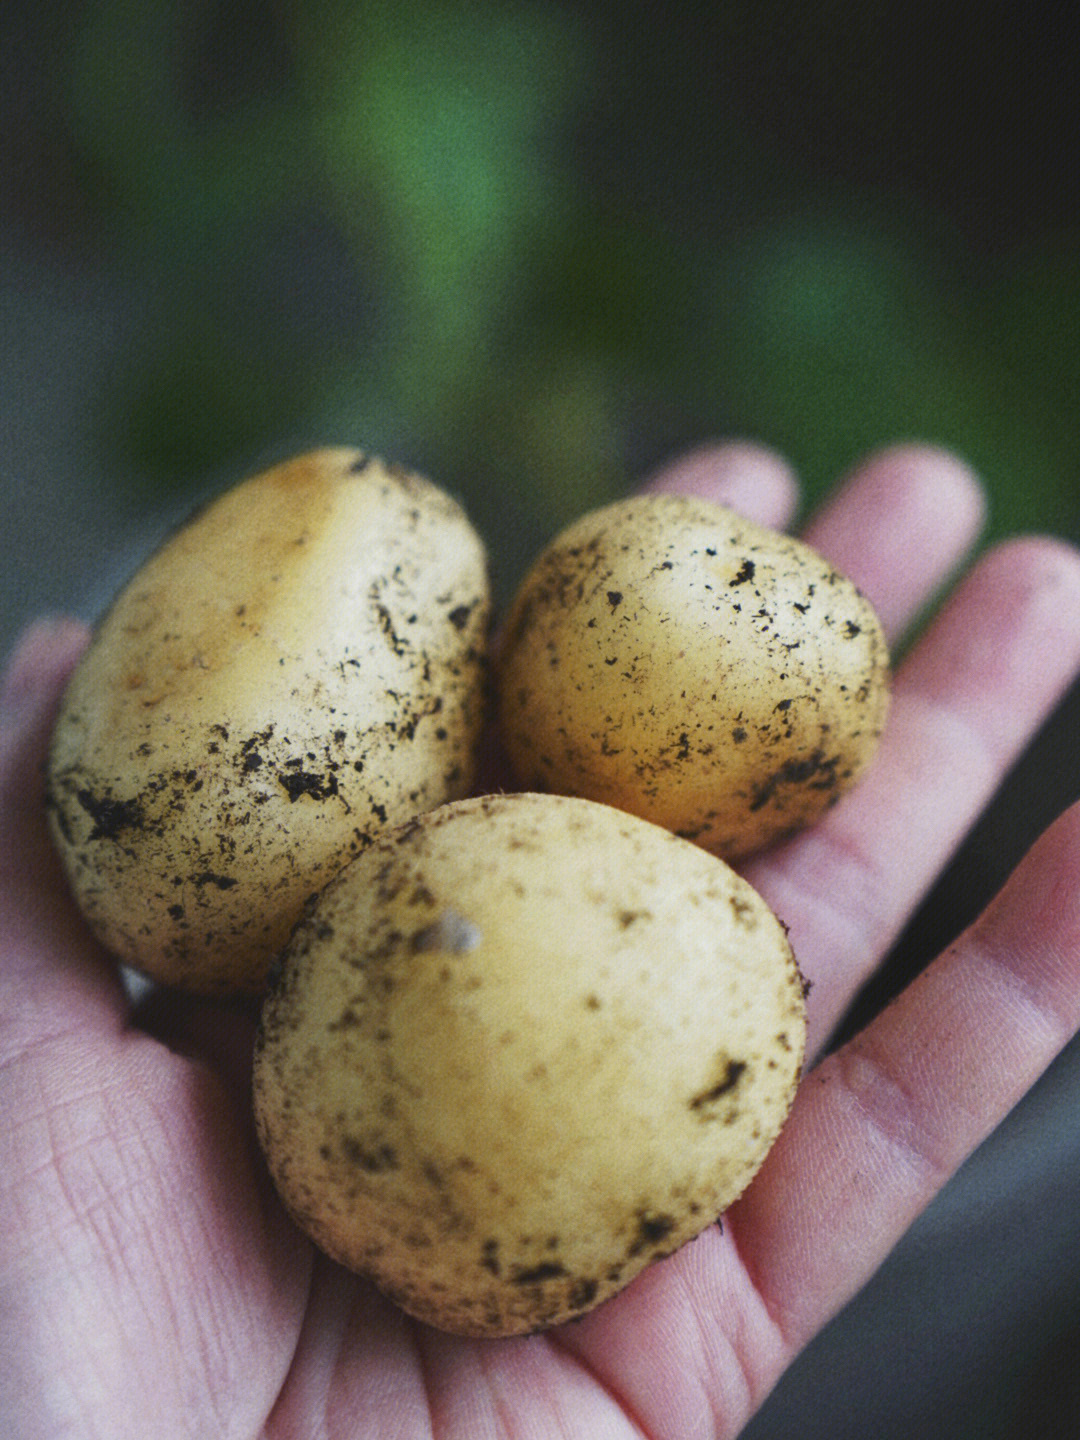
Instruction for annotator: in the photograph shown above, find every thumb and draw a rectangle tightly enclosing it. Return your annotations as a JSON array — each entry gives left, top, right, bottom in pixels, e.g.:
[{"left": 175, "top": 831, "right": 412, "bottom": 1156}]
[
  {"left": 0, "top": 617, "right": 126, "bottom": 1041},
  {"left": 1, "top": 615, "right": 91, "bottom": 872}
]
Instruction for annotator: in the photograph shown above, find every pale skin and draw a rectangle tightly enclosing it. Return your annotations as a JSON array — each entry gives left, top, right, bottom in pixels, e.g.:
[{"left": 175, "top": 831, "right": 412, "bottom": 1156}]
[{"left": 3, "top": 443, "right": 1080, "bottom": 1439}]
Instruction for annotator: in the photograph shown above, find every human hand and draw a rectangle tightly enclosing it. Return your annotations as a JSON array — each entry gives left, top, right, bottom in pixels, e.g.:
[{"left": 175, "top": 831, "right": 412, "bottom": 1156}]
[{"left": 4, "top": 443, "right": 1080, "bottom": 1439}]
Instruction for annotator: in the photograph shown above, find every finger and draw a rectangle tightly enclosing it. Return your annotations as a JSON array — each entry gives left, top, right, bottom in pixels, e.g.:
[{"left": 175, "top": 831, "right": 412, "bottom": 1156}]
[
  {"left": 743, "top": 534, "right": 1080, "bottom": 1056},
  {"left": 801, "top": 443, "right": 987, "bottom": 645},
  {"left": 729, "top": 796, "right": 1080, "bottom": 1355},
  {"left": 642, "top": 441, "right": 799, "bottom": 531},
  {"left": 0, "top": 618, "right": 127, "bottom": 1049}
]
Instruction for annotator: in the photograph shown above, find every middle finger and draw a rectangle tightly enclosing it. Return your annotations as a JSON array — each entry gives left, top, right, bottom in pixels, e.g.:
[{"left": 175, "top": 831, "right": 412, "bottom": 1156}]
[{"left": 743, "top": 520, "right": 1080, "bottom": 1058}]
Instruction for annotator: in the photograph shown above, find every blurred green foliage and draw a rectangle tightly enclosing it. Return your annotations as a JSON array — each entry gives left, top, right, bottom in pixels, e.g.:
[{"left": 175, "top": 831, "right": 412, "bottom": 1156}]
[{"left": 16, "top": 0, "right": 1079, "bottom": 579}]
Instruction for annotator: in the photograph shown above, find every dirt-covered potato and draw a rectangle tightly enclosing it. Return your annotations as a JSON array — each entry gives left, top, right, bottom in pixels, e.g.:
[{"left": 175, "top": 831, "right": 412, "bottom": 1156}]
[
  {"left": 253, "top": 791, "right": 805, "bottom": 1337},
  {"left": 496, "top": 493, "right": 889, "bottom": 858},
  {"left": 46, "top": 448, "right": 490, "bottom": 996}
]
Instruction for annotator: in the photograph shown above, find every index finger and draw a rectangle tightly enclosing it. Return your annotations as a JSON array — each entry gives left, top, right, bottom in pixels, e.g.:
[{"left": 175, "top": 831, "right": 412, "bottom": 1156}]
[{"left": 642, "top": 440, "right": 799, "bottom": 530}]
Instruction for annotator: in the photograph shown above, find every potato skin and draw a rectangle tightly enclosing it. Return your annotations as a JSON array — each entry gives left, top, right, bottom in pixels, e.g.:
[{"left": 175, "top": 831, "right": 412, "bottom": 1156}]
[
  {"left": 253, "top": 791, "right": 805, "bottom": 1337},
  {"left": 46, "top": 449, "right": 490, "bottom": 996},
  {"left": 496, "top": 494, "right": 889, "bottom": 858}
]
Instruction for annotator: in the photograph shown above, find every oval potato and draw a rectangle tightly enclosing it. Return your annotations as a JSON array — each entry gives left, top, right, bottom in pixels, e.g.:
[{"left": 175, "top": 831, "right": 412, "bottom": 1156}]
[
  {"left": 253, "top": 791, "right": 805, "bottom": 1337},
  {"left": 496, "top": 493, "right": 889, "bottom": 857},
  {"left": 47, "top": 448, "right": 490, "bottom": 996}
]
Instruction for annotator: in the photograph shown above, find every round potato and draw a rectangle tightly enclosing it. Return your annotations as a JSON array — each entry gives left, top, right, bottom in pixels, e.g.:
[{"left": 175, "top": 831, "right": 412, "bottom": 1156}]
[
  {"left": 47, "top": 448, "right": 490, "bottom": 996},
  {"left": 496, "top": 493, "right": 889, "bottom": 858},
  {"left": 253, "top": 791, "right": 805, "bottom": 1337}
]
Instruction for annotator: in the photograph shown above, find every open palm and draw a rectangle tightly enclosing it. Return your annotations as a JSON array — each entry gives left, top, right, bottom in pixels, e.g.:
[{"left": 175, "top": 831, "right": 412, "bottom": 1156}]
[{"left": 4, "top": 443, "right": 1080, "bottom": 1440}]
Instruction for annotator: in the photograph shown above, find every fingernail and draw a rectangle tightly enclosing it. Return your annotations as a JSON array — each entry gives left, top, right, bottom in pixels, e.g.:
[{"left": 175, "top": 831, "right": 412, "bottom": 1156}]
[{"left": 1, "top": 617, "right": 86, "bottom": 725}]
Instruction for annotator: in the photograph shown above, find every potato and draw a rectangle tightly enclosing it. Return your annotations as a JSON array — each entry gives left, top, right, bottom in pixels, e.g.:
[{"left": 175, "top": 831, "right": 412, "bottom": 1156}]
[
  {"left": 496, "top": 493, "right": 889, "bottom": 858},
  {"left": 46, "top": 448, "right": 490, "bottom": 996},
  {"left": 253, "top": 791, "right": 805, "bottom": 1337}
]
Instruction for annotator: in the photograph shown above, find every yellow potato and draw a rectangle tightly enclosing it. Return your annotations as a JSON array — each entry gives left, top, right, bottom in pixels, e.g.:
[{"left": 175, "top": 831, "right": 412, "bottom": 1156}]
[
  {"left": 253, "top": 791, "right": 805, "bottom": 1337},
  {"left": 496, "top": 493, "right": 889, "bottom": 857},
  {"left": 47, "top": 449, "right": 490, "bottom": 996}
]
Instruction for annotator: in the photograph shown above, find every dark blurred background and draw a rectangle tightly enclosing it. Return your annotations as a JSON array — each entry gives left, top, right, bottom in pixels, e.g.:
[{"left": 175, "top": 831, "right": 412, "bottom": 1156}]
[{"left": 2, "top": 2, "right": 1079, "bottom": 1435}]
